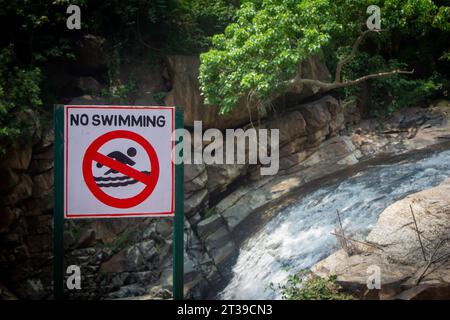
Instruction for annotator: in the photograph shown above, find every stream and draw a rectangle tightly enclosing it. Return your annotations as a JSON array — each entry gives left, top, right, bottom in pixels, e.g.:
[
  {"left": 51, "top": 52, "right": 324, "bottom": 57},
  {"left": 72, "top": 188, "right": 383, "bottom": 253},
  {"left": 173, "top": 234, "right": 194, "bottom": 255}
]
[{"left": 219, "top": 148, "right": 450, "bottom": 299}]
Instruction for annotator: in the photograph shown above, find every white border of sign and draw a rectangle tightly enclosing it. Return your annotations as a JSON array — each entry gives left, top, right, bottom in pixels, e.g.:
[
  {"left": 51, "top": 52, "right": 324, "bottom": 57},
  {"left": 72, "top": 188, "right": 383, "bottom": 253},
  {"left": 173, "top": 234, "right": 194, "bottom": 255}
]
[{"left": 63, "top": 105, "right": 175, "bottom": 219}]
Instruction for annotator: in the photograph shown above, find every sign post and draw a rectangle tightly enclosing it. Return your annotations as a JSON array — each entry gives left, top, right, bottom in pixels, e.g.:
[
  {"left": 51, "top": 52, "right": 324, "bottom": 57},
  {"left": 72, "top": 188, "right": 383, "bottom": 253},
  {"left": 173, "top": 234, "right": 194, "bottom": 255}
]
[
  {"left": 53, "top": 105, "right": 183, "bottom": 299},
  {"left": 53, "top": 105, "right": 65, "bottom": 300},
  {"left": 173, "top": 108, "right": 184, "bottom": 300}
]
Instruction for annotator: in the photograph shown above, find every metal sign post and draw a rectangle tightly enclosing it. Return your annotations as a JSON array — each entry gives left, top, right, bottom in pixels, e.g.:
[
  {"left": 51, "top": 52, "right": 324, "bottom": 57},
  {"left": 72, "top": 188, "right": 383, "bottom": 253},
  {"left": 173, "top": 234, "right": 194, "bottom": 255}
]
[
  {"left": 53, "top": 105, "right": 184, "bottom": 300},
  {"left": 53, "top": 105, "right": 65, "bottom": 300},
  {"left": 173, "top": 108, "right": 184, "bottom": 300}
]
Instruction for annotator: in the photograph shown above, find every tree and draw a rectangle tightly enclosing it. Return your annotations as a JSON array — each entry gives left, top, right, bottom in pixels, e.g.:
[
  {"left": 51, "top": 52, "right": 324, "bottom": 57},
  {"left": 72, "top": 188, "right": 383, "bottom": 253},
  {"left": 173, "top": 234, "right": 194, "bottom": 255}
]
[{"left": 199, "top": 0, "right": 450, "bottom": 115}]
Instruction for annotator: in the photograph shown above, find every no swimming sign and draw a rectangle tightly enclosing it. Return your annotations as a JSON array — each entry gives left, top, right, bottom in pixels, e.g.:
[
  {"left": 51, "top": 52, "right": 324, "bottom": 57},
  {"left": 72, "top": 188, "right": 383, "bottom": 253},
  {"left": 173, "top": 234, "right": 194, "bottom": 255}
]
[{"left": 64, "top": 105, "right": 175, "bottom": 218}]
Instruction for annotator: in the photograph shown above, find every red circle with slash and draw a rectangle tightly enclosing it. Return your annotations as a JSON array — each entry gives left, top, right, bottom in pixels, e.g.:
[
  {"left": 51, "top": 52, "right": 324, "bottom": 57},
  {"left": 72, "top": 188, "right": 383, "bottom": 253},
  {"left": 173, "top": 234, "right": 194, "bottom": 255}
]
[{"left": 82, "top": 130, "right": 159, "bottom": 208}]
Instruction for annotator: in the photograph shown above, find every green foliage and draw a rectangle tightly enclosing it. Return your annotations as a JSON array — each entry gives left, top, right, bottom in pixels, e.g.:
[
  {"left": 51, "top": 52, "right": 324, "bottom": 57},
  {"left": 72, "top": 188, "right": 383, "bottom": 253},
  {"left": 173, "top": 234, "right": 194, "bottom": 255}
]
[
  {"left": 269, "top": 270, "right": 353, "bottom": 300},
  {"left": 167, "top": 0, "right": 241, "bottom": 52},
  {"left": 101, "top": 229, "right": 138, "bottom": 253},
  {"left": 199, "top": 0, "right": 450, "bottom": 114},
  {"left": 341, "top": 53, "right": 447, "bottom": 117},
  {"left": 0, "top": 46, "right": 42, "bottom": 154},
  {"left": 153, "top": 92, "right": 169, "bottom": 105}
]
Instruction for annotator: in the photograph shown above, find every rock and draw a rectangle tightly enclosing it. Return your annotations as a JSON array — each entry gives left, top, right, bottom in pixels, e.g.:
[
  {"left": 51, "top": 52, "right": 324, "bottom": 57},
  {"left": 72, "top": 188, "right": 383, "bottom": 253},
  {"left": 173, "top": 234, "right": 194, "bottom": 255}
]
[
  {"left": 15, "top": 278, "right": 45, "bottom": 299},
  {"left": 206, "top": 164, "right": 247, "bottom": 195},
  {"left": 0, "top": 283, "right": 17, "bottom": 300},
  {"left": 100, "top": 250, "right": 128, "bottom": 273},
  {"left": 76, "top": 76, "right": 103, "bottom": 94},
  {"left": 164, "top": 55, "right": 257, "bottom": 130},
  {"left": 185, "top": 164, "right": 207, "bottom": 194},
  {"left": 31, "top": 170, "right": 53, "bottom": 197},
  {"left": 0, "top": 167, "right": 20, "bottom": 193},
  {"left": 196, "top": 214, "right": 225, "bottom": 238},
  {"left": 77, "top": 228, "right": 97, "bottom": 248},
  {"left": 69, "top": 94, "right": 108, "bottom": 105},
  {"left": 296, "top": 54, "right": 332, "bottom": 99},
  {"left": 299, "top": 96, "right": 336, "bottom": 143},
  {"left": 209, "top": 241, "right": 237, "bottom": 268},
  {"left": 71, "top": 34, "right": 107, "bottom": 75},
  {"left": 1, "top": 144, "right": 32, "bottom": 171},
  {"left": 134, "top": 93, "right": 157, "bottom": 106},
  {"left": 394, "top": 283, "right": 450, "bottom": 300},
  {"left": 366, "top": 179, "right": 450, "bottom": 265},
  {"left": 312, "top": 179, "right": 450, "bottom": 299},
  {"left": 25, "top": 234, "right": 51, "bottom": 253},
  {"left": 155, "top": 219, "right": 172, "bottom": 239},
  {"left": 219, "top": 189, "right": 268, "bottom": 231},
  {"left": 118, "top": 58, "right": 167, "bottom": 98},
  {"left": 301, "top": 136, "right": 359, "bottom": 168},
  {"left": 0, "top": 207, "right": 20, "bottom": 234},
  {"left": 184, "top": 189, "right": 208, "bottom": 218},
  {"left": 107, "top": 284, "right": 147, "bottom": 299},
  {"left": 23, "top": 193, "right": 53, "bottom": 216},
  {"left": 126, "top": 245, "right": 145, "bottom": 271},
  {"left": 311, "top": 249, "right": 415, "bottom": 299},
  {"left": 343, "top": 101, "right": 361, "bottom": 127},
  {"left": 25, "top": 215, "right": 52, "bottom": 235},
  {"left": 205, "top": 227, "right": 233, "bottom": 252},
  {"left": 265, "top": 111, "right": 307, "bottom": 146},
  {"left": 0, "top": 175, "right": 33, "bottom": 206},
  {"left": 137, "top": 240, "right": 158, "bottom": 262}
]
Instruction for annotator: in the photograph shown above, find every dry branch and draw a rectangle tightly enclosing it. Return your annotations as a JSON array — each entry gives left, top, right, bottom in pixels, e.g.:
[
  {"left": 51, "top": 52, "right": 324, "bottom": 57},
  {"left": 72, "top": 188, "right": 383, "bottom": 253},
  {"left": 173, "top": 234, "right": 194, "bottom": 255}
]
[
  {"left": 331, "top": 232, "right": 384, "bottom": 251},
  {"left": 410, "top": 204, "right": 427, "bottom": 262}
]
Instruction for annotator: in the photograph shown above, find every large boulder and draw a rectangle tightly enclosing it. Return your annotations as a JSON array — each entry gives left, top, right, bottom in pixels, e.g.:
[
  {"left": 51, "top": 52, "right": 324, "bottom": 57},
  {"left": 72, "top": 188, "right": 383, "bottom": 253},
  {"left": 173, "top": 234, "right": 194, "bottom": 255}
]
[
  {"left": 165, "top": 55, "right": 332, "bottom": 130},
  {"left": 70, "top": 35, "right": 108, "bottom": 76},
  {"left": 312, "top": 179, "right": 450, "bottom": 299},
  {"left": 165, "top": 55, "right": 255, "bottom": 129}
]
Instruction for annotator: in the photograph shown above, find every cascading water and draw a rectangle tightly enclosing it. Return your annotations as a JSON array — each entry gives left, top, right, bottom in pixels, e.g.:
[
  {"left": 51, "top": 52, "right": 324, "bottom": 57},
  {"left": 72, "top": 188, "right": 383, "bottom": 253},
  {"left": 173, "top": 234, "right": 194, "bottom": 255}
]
[{"left": 219, "top": 149, "right": 450, "bottom": 300}]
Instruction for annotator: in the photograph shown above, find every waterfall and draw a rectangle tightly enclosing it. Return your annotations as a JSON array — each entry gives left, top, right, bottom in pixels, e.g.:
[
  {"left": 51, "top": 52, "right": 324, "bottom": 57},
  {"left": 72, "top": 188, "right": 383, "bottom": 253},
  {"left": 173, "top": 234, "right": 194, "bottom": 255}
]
[{"left": 219, "top": 149, "right": 450, "bottom": 299}]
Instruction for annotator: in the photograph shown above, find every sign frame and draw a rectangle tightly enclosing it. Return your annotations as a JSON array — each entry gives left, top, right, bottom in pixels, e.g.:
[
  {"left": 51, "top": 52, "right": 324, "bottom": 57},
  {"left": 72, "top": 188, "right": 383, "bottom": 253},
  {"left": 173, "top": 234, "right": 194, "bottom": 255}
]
[{"left": 53, "top": 105, "right": 184, "bottom": 300}]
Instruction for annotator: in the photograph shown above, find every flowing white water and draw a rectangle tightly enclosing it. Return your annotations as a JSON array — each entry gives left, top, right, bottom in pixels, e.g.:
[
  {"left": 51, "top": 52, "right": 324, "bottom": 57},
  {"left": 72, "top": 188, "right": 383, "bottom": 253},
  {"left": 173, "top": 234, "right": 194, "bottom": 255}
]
[{"left": 220, "top": 150, "right": 450, "bottom": 299}]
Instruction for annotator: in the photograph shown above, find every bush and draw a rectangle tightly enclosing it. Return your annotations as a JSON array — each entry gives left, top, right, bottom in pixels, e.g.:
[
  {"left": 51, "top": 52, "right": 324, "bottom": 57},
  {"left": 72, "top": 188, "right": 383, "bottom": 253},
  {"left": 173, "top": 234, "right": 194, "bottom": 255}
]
[
  {"left": 270, "top": 270, "right": 353, "bottom": 300},
  {"left": 341, "top": 52, "right": 447, "bottom": 117},
  {"left": 0, "top": 46, "right": 42, "bottom": 155}
]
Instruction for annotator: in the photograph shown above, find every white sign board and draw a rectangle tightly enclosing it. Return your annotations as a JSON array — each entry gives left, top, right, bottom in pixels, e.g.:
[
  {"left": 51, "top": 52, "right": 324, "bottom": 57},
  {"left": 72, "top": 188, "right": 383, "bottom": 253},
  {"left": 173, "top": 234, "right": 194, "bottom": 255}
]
[{"left": 64, "top": 105, "right": 174, "bottom": 218}]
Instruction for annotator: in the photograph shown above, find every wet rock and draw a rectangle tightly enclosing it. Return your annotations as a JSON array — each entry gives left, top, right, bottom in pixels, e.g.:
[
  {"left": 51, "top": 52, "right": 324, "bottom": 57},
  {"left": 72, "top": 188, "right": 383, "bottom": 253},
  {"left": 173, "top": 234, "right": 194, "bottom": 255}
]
[
  {"left": 196, "top": 214, "right": 225, "bottom": 238},
  {"left": 184, "top": 189, "right": 208, "bottom": 218},
  {"left": 209, "top": 241, "right": 236, "bottom": 269}
]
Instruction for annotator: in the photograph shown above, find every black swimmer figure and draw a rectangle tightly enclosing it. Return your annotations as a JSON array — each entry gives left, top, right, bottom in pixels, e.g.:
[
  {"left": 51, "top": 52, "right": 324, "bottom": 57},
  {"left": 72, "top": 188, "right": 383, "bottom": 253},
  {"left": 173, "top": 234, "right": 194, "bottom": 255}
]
[{"left": 97, "top": 147, "right": 137, "bottom": 175}]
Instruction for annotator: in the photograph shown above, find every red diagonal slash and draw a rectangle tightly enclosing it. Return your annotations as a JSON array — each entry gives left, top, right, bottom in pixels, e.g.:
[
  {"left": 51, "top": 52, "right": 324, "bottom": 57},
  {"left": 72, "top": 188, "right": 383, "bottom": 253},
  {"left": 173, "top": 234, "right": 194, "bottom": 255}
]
[{"left": 93, "top": 152, "right": 150, "bottom": 184}]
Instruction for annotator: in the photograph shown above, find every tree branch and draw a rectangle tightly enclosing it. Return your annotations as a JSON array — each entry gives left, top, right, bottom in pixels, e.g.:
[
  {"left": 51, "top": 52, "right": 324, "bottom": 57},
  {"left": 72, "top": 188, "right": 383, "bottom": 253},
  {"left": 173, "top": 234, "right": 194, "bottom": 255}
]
[
  {"left": 282, "top": 29, "right": 414, "bottom": 97},
  {"left": 334, "top": 29, "right": 384, "bottom": 83},
  {"left": 287, "top": 68, "right": 414, "bottom": 93}
]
